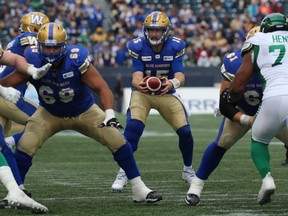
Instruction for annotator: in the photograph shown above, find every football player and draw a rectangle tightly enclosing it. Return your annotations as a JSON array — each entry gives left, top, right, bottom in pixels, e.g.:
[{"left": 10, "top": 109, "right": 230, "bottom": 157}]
[
  {"left": 185, "top": 25, "right": 288, "bottom": 206},
  {"left": 226, "top": 13, "right": 288, "bottom": 206},
  {"left": 0, "top": 152, "right": 48, "bottom": 213},
  {"left": 0, "top": 22, "right": 162, "bottom": 204},
  {"left": 0, "top": 37, "right": 50, "bottom": 213},
  {"left": 111, "top": 11, "right": 195, "bottom": 192},
  {"left": 0, "top": 12, "right": 50, "bottom": 209}
]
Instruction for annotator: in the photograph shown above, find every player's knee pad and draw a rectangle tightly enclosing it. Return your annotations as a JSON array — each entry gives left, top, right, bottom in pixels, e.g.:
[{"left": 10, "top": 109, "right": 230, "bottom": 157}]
[
  {"left": 124, "top": 119, "right": 145, "bottom": 152},
  {"left": 218, "top": 134, "right": 237, "bottom": 150}
]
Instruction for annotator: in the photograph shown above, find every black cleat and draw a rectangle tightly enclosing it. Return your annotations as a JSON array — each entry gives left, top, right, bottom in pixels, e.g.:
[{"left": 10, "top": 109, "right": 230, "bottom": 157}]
[
  {"left": 185, "top": 194, "right": 200, "bottom": 206},
  {"left": 281, "top": 159, "right": 288, "bottom": 166},
  {"left": 145, "top": 191, "right": 163, "bottom": 203},
  {"left": 0, "top": 199, "right": 10, "bottom": 209}
]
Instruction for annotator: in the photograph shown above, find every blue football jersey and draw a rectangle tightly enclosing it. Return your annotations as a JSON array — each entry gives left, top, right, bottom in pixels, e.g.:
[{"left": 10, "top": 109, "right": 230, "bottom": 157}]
[
  {"left": 220, "top": 51, "right": 263, "bottom": 116},
  {"left": 127, "top": 36, "right": 186, "bottom": 94},
  {"left": 24, "top": 45, "right": 95, "bottom": 117},
  {"left": 0, "top": 32, "right": 37, "bottom": 94}
]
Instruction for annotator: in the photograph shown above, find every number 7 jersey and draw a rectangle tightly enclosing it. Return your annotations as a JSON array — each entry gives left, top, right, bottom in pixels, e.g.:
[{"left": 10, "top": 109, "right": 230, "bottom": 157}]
[{"left": 242, "top": 31, "right": 288, "bottom": 100}]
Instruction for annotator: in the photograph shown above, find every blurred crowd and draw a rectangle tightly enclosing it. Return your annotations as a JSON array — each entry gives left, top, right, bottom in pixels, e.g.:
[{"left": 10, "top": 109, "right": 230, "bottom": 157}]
[{"left": 0, "top": 0, "right": 284, "bottom": 69}]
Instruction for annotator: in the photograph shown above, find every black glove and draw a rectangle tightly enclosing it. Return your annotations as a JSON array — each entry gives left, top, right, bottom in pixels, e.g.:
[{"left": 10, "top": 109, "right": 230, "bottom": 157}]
[
  {"left": 98, "top": 118, "right": 124, "bottom": 130},
  {"left": 219, "top": 88, "right": 240, "bottom": 121}
]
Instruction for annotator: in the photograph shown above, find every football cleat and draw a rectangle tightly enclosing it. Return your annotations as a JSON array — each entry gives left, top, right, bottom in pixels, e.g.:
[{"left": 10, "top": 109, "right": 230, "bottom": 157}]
[
  {"left": 133, "top": 191, "right": 163, "bottom": 203},
  {"left": 257, "top": 172, "right": 276, "bottom": 206},
  {"left": 185, "top": 176, "right": 205, "bottom": 206},
  {"left": 185, "top": 194, "right": 200, "bottom": 206},
  {"left": 182, "top": 166, "right": 195, "bottom": 183},
  {"left": 0, "top": 189, "right": 32, "bottom": 209},
  {"left": 111, "top": 170, "right": 128, "bottom": 192},
  {"left": 281, "top": 158, "right": 288, "bottom": 166},
  {"left": 0, "top": 199, "right": 9, "bottom": 209},
  {"left": 131, "top": 180, "right": 162, "bottom": 203},
  {"left": 7, "top": 188, "right": 48, "bottom": 214}
]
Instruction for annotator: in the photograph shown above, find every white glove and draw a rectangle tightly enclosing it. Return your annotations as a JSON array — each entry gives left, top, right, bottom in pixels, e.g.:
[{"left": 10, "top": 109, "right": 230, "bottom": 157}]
[
  {"left": 0, "top": 85, "right": 20, "bottom": 104},
  {"left": 97, "top": 109, "right": 124, "bottom": 129},
  {"left": 27, "top": 63, "right": 52, "bottom": 80}
]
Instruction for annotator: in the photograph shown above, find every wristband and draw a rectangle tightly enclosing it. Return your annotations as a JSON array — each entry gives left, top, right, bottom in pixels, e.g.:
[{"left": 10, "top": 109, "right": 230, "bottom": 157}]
[
  {"left": 169, "top": 78, "right": 180, "bottom": 89},
  {"left": 105, "top": 109, "right": 115, "bottom": 119},
  {"left": 240, "top": 114, "right": 250, "bottom": 126}
]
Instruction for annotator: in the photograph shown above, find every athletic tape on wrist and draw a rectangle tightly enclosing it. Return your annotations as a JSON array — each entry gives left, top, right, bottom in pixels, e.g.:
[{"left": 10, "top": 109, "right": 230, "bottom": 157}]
[
  {"left": 169, "top": 78, "right": 180, "bottom": 89},
  {"left": 240, "top": 114, "right": 250, "bottom": 126}
]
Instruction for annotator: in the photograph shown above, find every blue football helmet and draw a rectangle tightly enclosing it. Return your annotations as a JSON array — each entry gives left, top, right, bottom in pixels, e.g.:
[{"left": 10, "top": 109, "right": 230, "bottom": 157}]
[
  {"left": 143, "top": 11, "right": 172, "bottom": 46},
  {"left": 37, "top": 22, "right": 67, "bottom": 63}
]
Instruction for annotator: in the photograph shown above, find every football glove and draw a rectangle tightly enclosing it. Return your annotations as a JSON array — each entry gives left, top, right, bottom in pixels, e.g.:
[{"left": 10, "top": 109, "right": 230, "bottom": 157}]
[
  {"left": 27, "top": 63, "right": 52, "bottom": 80},
  {"left": 219, "top": 88, "right": 240, "bottom": 121},
  {"left": 98, "top": 109, "right": 124, "bottom": 129},
  {"left": 0, "top": 85, "right": 20, "bottom": 104}
]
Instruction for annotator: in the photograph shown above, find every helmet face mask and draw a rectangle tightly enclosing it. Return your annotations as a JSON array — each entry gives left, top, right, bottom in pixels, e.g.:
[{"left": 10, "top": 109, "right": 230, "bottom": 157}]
[
  {"left": 260, "top": 13, "right": 288, "bottom": 33},
  {"left": 19, "top": 12, "right": 50, "bottom": 33},
  {"left": 143, "top": 11, "right": 172, "bottom": 45},
  {"left": 37, "top": 23, "right": 67, "bottom": 64}
]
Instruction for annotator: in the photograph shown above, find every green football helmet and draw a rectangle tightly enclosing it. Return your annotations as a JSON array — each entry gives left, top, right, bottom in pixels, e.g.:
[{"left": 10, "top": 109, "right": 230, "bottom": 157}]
[{"left": 260, "top": 13, "right": 288, "bottom": 33}]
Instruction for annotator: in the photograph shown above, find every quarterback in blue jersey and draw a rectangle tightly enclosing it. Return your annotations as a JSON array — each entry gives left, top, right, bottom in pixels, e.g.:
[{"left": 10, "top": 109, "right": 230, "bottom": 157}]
[
  {"left": 111, "top": 11, "right": 195, "bottom": 192},
  {"left": 0, "top": 13, "right": 50, "bottom": 208},
  {"left": 0, "top": 22, "right": 162, "bottom": 205},
  {"left": 185, "top": 26, "right": 288, "bottom": 206}
]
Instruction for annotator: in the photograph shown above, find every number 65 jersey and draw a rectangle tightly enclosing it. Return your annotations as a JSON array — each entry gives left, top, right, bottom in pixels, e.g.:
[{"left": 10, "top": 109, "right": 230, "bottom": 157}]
[
  {"left": 24, "top": 45, "right": 94, "bottom": 117},
  {"left": 242, "top": 31, "right": 288, "bottom": 101}
]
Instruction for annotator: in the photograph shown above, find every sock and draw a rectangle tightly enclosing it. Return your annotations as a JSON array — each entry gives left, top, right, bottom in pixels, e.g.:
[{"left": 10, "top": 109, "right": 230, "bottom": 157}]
[
  {"left": 1, "top": 144, "right": 23, "bottom": 185},
  {"left": 177, "top": 125, "right": 194, "bottom": 166},
  {"left": 251, "top": 139, "right": 270, "bottom": 178},
  {"left": 0, "top": 152, "right": 8, "bottom": 166},
  {"left": 14, "top": 150, "right": 33, "bottom": 183},
  {"left": 113, "top": 144, "right": 140, "bottom": 180},
  {"left": 12, "top": 131, "right": 24, "bottom": 148},
  {"left": 196, "top": 141, "right": 226, "bottom": 180},
  {"left": 0, "top": 166, "right": 18, "bottom": 191},
  {"left": 124, "top": 117, "right": 145, "bottom": 152}
]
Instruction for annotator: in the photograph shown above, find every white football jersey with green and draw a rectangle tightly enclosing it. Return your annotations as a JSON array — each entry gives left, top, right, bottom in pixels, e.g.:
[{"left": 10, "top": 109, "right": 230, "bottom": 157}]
[{"left": 245, "top": 31, "right": 288, "bottom": 100}]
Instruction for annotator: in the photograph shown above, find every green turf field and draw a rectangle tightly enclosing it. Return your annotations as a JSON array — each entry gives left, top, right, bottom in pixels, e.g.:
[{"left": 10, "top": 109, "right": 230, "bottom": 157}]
[{"left": 1, "top": 114, "right": 287, "bottom": 215}]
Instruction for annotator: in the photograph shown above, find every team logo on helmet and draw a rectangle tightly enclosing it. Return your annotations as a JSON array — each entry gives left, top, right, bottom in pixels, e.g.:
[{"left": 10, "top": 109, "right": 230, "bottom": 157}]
[{"left": 19, "top": 12, "right": 50, "bottom": 33}]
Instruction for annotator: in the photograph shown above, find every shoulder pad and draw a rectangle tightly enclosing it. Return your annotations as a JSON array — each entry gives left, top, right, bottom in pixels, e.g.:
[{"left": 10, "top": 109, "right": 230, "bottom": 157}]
[
  {"left": 20, "top": 35, "right": 37, "bottom": 47},
  {"left": 220, "top": 63, "right": 234, "bottom": 82},
  {"left": 127, "top": 37, "right": 143, "bottom": 59},
  {"left": 170, "top": 37, "right": 186, "bottom": 58},
  {"left": 68, "top": 45, "right": 91, "bottom": 74},
  {"left": 241, "top": 41, "right": 253, "bottom": 56}
]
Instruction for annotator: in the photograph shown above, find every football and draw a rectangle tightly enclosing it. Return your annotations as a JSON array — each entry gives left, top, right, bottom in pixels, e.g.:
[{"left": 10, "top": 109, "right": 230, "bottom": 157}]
[{"left": 146, "top": 77, "right": 162, "bottom": 92}]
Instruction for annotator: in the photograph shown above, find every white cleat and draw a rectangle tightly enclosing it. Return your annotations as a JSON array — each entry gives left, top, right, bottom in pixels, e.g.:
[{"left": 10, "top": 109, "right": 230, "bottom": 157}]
[
  {"left": 257, "top": 172, "right": 276, "bottom": 206},
  {"left": 111, "top": 170, "right": 128, "bottom": 192},
  {"left": 182, "top": 166, "right": 195, "bottom": 183},
  {"left": 185, "top": 176, "right": 205, "bottom": 206},
  {"left": 131, "top": 181, "right": 162, "bottom": 203},
  {"left": 7, "top": 189, "right": 48, "bottom": 214}
]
